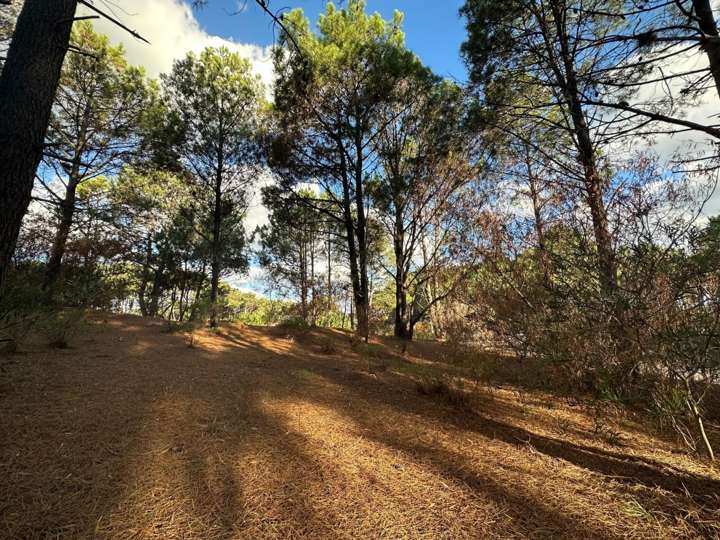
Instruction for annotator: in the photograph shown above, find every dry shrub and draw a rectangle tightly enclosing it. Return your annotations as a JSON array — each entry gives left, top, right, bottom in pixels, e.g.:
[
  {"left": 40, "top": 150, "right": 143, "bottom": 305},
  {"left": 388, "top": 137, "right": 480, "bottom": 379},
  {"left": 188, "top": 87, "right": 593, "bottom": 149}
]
[
  {"left": 161, "top": 320, "right": 184, "bottom": 334},
  {"left": 277, "top": 316, "right": 310, "bottom": 330},
  {"left": 317, "top": 337, "right": 338, "bottom": 355},
  {"left": 468, "top": 348, "right": 580, "bottom": 397},
  {"left": 416, "top": 375, "right": 472, "bottom": 410},
  {"left": 0, "top": 310, "right": 36, "bottom": 354},
  {"left": 39, "top": 308, "right": 86, "bottom": 349}
]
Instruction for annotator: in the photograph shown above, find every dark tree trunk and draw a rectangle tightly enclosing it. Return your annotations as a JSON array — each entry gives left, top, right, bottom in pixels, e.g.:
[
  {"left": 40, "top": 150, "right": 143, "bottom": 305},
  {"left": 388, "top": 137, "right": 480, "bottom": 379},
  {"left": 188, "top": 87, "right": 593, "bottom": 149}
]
[
  {"left": 393, "top": 206, "right": 411, "bottom": 340},
  {"left": 300, "top": 242, "right": 309, "bottom": 324},
  {"left": 693, "top": 0, "right": 720, "bottom": 100},
  {"left": 43, "top": 175, "right": 79, "bottom": 295},
  {"left": 209, "top": 176, "right": 223, "bottom": 328},
  {"left": 137, "top": 233, "right": 153, "bottom": 316},
  {"left": 137, "top": 280, "right": 148, "bottom": 316},
  {"left": 338, "top": 142, "right": 367, "bottom": 339},
  {"left": 209, "top": 257, "right": 220, "bottom": 326},
  {"left": 394, "top": 288, "right": 411, "bottom": 339},
  {"left": 548, "top": 4, "right": 630, "bottom": 353},
  {"left": 189, "top": 267, "right": 206, "bottom": 322},
  {"left": 147, "top": 263, "right": 165, "bottom": 317},
  {"left": 326, "top": 230, "right": 332, "bottom": 314},
  {"left": 353, "top": 127, "right": 370, "bottom": 341},
  {"left": 309, "top": 235, "right": 316, "bottom": 326},
  {"left": 406, "top": 319, "right": 416, "bottom": 341},
  {"left": 178, "top": 267, "right": 189, "bottom": 321},
  {"left": 349, "top": 291, "right": 355, "bottom": 331},
  {"left": 552, "top": 5, "right": 618, "bottom": 297},
  {"left": 167, "top": 287, "right": 177, "bottom": 320},
  {"left": 0, "top": 0, "right": 78, "bottom": 299},
  {"left": 44, "top": 87, "right": 93, "bottom": 297},
  {"left": 344, "top": 212, "right": 363, "bottom": 335}
]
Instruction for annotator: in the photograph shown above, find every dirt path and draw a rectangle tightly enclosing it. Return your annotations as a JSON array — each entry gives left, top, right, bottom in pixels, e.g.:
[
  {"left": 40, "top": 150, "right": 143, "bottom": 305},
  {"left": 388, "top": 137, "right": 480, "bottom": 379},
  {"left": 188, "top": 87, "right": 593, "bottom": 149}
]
[{"left": 1, "top": 315, "right": 719, "bottom": 539}]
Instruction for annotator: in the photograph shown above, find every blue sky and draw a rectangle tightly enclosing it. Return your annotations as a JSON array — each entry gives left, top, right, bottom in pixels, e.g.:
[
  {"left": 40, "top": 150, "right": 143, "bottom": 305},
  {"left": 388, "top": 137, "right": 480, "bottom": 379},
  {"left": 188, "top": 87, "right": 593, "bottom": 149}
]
[{"left": 194, "top": 0, "right": 469, "bottom": 82}]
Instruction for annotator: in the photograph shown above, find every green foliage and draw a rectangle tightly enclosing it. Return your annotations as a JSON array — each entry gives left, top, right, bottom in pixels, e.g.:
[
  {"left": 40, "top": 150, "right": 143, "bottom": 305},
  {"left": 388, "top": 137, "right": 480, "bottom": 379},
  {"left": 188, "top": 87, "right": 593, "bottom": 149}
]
[
  {"left": 161, "top": 47, "right": 265, "bottom": 186},
  {"left": 257, "top": 188, "right": 324, "bottom": 324},
  {"left": 460, "top": 0, "right": 526, "bottom": 85},
  {"left": 161, "top": 47, "right": 266, "bottom": 322},
  {"left": 219, "top": 287, "right": 295, "bottom": 326},
  {"left": 46, "top": 21, "right": 153, "bottom": 188},
  {"left": 270, "top": 0, "right": 430, "bottom": 338},
  {"left": 277, "top": 0, "right": 421, "bottom": 98},
  {"left": 0, "top": 269, "right": 87, "bottom": 351},
  {"left": 276, "top": 315, "right": 311, "bottom": 330},
  {"left": 369, "top": 280, "right": 395, "bottom": 335}
]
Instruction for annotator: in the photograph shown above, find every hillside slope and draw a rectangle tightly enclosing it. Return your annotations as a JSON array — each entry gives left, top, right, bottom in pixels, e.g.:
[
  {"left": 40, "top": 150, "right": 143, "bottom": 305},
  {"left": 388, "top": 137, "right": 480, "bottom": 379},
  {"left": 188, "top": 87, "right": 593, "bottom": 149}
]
[{"left": 1, "top": 314, "right": 719, "bottom": 539}]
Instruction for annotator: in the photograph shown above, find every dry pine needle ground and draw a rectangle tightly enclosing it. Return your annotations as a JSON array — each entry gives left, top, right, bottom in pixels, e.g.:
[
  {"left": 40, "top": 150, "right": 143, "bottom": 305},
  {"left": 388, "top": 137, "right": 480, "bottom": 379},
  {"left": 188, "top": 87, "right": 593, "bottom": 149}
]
[{"left": 1, "top": 314, "right": 719, "bottom": 539}]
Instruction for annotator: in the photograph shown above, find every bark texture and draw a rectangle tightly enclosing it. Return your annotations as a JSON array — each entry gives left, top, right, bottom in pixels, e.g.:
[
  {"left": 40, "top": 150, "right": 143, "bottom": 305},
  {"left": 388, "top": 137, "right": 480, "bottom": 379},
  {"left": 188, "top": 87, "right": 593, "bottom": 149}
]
[{"left": 0, "top": 0, "right": 78, "bottom": 298}]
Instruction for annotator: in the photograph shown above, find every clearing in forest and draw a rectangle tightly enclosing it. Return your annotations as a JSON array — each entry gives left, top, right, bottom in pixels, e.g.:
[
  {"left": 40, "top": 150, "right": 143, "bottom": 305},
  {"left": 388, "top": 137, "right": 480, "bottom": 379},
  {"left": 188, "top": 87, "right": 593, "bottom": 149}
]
[{"left": 1, "top": 314, "right": 719, "bottom": 539}]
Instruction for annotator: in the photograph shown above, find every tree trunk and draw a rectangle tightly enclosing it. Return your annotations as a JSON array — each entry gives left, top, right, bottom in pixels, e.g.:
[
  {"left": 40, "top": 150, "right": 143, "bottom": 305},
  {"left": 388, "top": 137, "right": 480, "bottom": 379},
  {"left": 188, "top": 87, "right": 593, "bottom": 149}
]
[
  {"left": 685, "top": 380, "right": 716, "bottom": 461},
  {"left": 326, "top": 230, "right": 333, "bottom": 316},
  {"left": 44, "top": 81, "right": 94, "bottom": 297},
  {"left": 393, "top": 208, "right": 411, "bottom": 340},
  {"left": 147, "top": 263, "right": 165, "bottom": 317},
  {"left": 209, "top": 178, "right": 223, "bottom": 328},
  {"left": 189, "top": 267, "right": 206, "bottom": 322},
  {"left": 551, "top": 5, "right": 618, "bottom": 297},
  {"left": 178, "top": 266, "right": 189, "bottom": 322},
  {"left": 310, "top": 235, "right": 316, "bottom": 326},
  {"left": 137, "top": 233, "right": 153, "bottom": 316},
  {"left": 43, "top": 175, "right": 79, "bottom": 295},
  {"left": 137, "top": 280, "right": 148, "bottom": 316},
  {"left": 300, "top": 242, "right": 309, "bottom": 324},
  {"left": 693, "top": 0, "right": 720, "bottom": 100},
  {"left": 394, "top": 277, "right": 410, "bottom": 339},
  {"left": 209, "top": 257, "right": 220, "bottom": 326},
  {"left": 349, "top": 293, "right": 356, "bottom": 331},
  {"left": 167, "top": 287, "right": 177, "bottom": 321},
  {"left": 338, "top": 142, "right": 367, "bottom": 339},
  {"left": 353, "top": 127, "right": 370, "bottom": 341},
  {"left": 0, "top": 0, "right": 78, "bottom": 299},
  {"left": 525, "top": 145, "right": 551, "bottom": 286}
]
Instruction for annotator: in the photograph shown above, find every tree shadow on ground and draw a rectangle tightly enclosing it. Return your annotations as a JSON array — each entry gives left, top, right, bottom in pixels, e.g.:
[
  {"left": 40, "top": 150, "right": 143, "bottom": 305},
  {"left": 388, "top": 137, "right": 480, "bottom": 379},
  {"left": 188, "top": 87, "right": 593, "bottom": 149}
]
[
  {"left": 218, "top": 327, "right": 720, "bottom": 534},
  {"left": 2, "top": 317, "right": 719, "bottom": 539}
]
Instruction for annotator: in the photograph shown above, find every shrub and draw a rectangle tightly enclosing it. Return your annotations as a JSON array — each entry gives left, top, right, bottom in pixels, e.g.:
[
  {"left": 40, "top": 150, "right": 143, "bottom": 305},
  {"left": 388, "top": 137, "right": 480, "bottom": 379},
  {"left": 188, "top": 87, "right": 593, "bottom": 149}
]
[
  {"left": 161, "top": 320, "right": 184, "bottom": 334},
  {"left": 277, "top": 315, "right": 310, "bottom": 330},
  {"left": 317, "top": 337, "right": 338, "bottom": 355},
  {"left": 39, "top": 309, "right": 86, "bottom": 349},
  {"left": 416, "top": 375, "right": 472, "bottom": 410},
  {"left": 0, "top": 310, "right": 37, "bottom": 354}
]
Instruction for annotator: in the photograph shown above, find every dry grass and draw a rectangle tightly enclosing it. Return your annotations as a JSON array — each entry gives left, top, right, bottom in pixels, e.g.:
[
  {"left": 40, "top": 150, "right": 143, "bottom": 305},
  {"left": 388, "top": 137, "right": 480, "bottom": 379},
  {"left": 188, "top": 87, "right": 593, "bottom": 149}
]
[{"left": 1, "top": 314, "right": 719, "bottom": 539}]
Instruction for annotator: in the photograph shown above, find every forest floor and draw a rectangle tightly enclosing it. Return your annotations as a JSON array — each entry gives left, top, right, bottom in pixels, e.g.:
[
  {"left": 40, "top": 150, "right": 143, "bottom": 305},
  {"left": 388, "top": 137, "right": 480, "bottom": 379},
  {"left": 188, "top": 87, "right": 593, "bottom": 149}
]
[{"left": 1, "top": 314, "right": 720, "bottom": 539}]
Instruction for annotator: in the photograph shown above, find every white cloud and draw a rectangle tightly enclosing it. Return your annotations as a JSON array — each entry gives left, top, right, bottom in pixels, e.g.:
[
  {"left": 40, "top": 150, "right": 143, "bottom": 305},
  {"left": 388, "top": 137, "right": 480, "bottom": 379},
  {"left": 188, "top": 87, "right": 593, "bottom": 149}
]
[
  {"left": 244, "top": 167, "right": 274, "bottom": 234},
  {"left": 77, "top": 0, "right": 274, "bottom": 88},
  {"left": 633, "top": 45, "right": 718, "bottom": 159},
  {"left": 228, "top": 265, "right": 266, "bottom": 292},
  {"left": 592, "top": 38, "right": 720, "bottom": 219}
]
